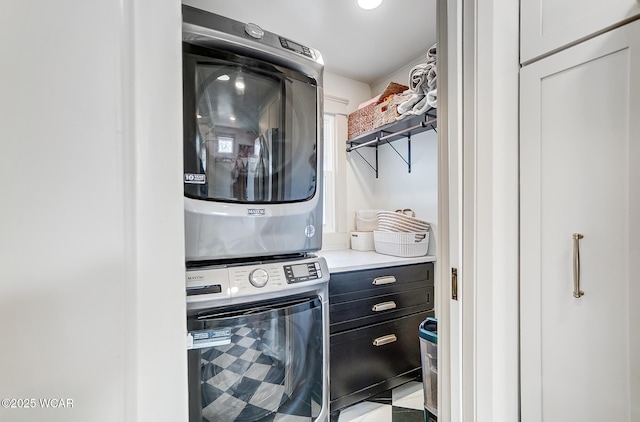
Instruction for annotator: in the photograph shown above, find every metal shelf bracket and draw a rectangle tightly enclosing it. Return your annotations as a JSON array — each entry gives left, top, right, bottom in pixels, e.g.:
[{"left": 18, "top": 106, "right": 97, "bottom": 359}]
[
  {"left": 350, "top": 142, "right": 379, "bottom": 178},
  {"left": 382, "top": 133, "right": 411, "bottom": 173},
  {"left": 345, "top": 115, "right": 436, "bottom": 177}
]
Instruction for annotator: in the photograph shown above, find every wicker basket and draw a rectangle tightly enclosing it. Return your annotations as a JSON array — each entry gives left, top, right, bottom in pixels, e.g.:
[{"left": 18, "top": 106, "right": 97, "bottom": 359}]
[
  {"left": 348, "top": 82, "right": 408, "bottom": 139},
  {"left": 351, "top": 231, "right": 375, "bottom": 251},
  {"left": 348, "top": 103, "right": 377, "bottom": 139},
  {"left": 374, "top": 93, "right": 410, "bottom": 128},
  {"left": 377, "top": 82, "right": 409, "bottom": 101},
  {"left": 373, "top": 231, "right": 430, "bottom": 257}
]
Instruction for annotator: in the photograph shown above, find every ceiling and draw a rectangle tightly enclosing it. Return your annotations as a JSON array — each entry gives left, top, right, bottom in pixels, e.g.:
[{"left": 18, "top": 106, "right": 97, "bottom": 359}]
[{"left": 182, "top": 0, "right": 438, "bottom": 85}]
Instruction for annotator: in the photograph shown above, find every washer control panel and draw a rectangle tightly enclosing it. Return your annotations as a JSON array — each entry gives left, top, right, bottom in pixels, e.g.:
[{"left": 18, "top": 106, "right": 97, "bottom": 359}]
[
  {"left": 186, "top": 255, "right": 329, "bottom": 310},
  {"left": 283, "top": 261, "right": 323, "bottom": 284}
]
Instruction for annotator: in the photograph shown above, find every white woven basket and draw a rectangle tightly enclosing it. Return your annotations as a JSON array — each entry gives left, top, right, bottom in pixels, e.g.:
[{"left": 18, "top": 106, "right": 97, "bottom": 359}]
[
  {"left": 351, "top": 231, "right": 375, "bottom": 251},
  {"left": 355, "top": 209, "right": 381, "bottom": 231},
  {"left": 373, "top": 231, "right": 429, "bottom": 257},
  {"left": 376, "top": 209, "right": 430, "bottom": 233}
]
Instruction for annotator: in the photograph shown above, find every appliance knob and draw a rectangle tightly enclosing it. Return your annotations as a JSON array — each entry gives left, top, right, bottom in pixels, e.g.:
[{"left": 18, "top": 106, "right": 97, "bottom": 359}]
[
  {"left": 249, "top": 268, "right": 269, "bottom": 288},
  {"left": 245, "top": 23, "right": 264, "bottom": 39}
]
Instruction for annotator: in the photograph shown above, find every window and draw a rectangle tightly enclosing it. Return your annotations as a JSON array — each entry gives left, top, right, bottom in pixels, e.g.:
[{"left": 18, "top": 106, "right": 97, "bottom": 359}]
[
  {"left": 323, "top": 114, "right": 336, "bottom": 232},
  {"left": 322, "top": 95, "right": 349, "bottom": 249},
  {"left": 217, "top": 136, "right": 234, "bottom": 154}
]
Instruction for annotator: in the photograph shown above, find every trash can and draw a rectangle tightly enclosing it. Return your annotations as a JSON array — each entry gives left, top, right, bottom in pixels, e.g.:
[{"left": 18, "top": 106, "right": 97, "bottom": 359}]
[{"left": 419, "top": 317, "right": 438, "bottom": 422}]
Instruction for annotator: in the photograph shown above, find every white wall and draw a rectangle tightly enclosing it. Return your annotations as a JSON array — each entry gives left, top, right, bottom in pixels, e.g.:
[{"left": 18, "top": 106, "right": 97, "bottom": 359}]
[
  {"left": 371, "top": 55, "right": 429, "bottom": 97},
  {"left": 0, "top": 1, "right": 187, "bottom": 421},
  {"left": 324, "top": 72, "right": 371, "bottom": 114}
]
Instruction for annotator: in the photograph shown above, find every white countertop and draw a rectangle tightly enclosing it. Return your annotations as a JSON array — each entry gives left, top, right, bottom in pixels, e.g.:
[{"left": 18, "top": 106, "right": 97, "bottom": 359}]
[{"left": 318, "top": 249, "right": 436, "bottom": 273}]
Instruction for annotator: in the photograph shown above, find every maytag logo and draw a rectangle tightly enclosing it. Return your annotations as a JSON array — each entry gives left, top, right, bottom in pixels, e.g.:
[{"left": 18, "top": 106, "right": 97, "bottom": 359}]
[
  {"left": 187, "top": 275, "right": 204, "bottom": 281},
  {"left": 247, "top": 208, "right": 266, "bottom": 216}
]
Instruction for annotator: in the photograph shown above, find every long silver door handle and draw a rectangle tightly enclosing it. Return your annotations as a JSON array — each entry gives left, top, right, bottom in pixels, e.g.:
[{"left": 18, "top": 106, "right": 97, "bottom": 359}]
[
  {"left": 573, "top": 233, "right": 584, "bottom": 298},
  {"left": 372, "top": 276, "right": 396, "bottom": 285},
  {"left": 372, "top": 301, "right": 397, "bottom": 312},
  {"left": 372, "top": 334, "right": 397, "bottom": 346}
]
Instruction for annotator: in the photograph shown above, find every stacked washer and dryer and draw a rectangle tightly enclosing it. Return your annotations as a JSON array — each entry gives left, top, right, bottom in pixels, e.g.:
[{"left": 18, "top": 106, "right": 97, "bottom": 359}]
[{"left": 181, "top": 6, "right": 329, "bottom": 422}]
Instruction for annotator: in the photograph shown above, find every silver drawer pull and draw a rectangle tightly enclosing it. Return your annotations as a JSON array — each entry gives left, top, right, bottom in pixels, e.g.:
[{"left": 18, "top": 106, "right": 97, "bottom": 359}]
[
  {"left": 372, "top": 276, "right": 396, "bottom": 285},
  {"left": 372, "top": 334, "right": 397, "bottom": 346},
  {"left": 372, "top": 301, "right": 397, "bottom": 312}
]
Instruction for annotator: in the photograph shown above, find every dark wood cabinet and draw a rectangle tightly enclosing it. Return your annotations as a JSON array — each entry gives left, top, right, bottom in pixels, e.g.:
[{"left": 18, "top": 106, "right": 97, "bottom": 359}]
[{"left": 328, "top": 262, "right": 435, "bottom": 412}]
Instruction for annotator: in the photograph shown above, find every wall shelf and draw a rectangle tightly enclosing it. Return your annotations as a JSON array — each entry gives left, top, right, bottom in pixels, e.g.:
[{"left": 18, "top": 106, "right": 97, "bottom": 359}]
[{"left": 345, "top": 109, "right": 437, "bottom": 178}]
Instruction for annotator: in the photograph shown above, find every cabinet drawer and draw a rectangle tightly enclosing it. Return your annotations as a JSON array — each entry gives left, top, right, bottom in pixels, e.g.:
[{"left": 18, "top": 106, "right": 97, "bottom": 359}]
[
  {"left": 329, "top": 286, "right": 434, "bottom": 333},
  {"left": 329, "top": 262, "right": 433, "bottom": 303},
  {"left": 329, "top": 311, "right": 432, "bottom": 402}
]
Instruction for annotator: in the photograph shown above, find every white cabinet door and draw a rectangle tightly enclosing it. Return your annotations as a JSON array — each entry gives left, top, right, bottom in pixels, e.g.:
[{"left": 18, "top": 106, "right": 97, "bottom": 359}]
[
  {"left": 520, "top": 20, "right": 640, "bottom": 422},
  {"left": 521, "top": 0, "right": 640, "bottom": 63}
]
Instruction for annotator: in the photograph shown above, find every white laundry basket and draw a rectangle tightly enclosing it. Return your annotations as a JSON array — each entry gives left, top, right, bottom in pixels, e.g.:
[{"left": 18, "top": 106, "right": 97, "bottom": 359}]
[
  {"left": 373, "top": 231, "right": 429, "bottom": 257},
  {"left": 376, "top": 209, "right": 430, "bottom": 232},
  {"left": 350, "top": 231, "right": 375, "bottom": 251},
  {"left": 355, "top": 209, "right": 381, "bottom": 231}
]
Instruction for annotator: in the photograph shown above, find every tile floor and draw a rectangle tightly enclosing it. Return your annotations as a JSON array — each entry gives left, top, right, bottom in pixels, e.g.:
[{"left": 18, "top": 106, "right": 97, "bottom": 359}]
[{"left": 330, "top": 381, "right": 430, "bottom": 422}]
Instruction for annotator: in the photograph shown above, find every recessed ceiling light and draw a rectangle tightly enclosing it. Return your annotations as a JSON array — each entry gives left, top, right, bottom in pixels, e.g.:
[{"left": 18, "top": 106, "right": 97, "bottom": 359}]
[
  {"left": 230, "top": 116, "right": 236, "bottom": 121},
  {"left": 357, "top": 0, "right": 382, "bottom": 10},
  {"left": 217, "top": 74, "right": 230, "bottom": 81}
]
